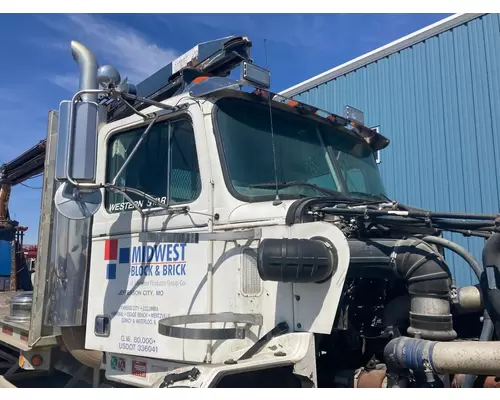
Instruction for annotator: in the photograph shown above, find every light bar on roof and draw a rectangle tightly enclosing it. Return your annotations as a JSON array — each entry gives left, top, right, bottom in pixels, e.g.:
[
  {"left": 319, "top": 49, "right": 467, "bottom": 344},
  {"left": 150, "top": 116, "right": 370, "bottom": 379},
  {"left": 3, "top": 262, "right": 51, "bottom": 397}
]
[{"left": 241, "top": 62, "right": 271, "bottom": 89}]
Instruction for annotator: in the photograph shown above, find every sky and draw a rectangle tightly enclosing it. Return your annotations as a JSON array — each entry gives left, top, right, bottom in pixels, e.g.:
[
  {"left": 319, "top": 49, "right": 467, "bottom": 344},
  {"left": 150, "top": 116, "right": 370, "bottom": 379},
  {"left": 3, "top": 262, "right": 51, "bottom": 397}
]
[{"left": 1, "top": 13, "right": 450, "bottom": 244}]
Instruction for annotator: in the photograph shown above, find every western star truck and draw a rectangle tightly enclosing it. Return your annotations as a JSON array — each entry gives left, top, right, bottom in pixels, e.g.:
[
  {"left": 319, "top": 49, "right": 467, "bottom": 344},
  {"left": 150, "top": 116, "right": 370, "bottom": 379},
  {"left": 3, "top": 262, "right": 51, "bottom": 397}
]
[{"left": 0, "top": 35, "right": 499, "bottom": 388}]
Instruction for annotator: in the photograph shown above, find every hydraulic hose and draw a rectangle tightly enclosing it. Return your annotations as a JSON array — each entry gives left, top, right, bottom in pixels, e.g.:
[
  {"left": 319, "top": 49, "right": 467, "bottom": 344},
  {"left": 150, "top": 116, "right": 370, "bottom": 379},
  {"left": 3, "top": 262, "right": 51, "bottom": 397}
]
[
  {"left": 420, "top": 235, "right": 494, "bottom": 388},
  {"left": 420, "top": 236, "right": 482, "bottom": 280}
]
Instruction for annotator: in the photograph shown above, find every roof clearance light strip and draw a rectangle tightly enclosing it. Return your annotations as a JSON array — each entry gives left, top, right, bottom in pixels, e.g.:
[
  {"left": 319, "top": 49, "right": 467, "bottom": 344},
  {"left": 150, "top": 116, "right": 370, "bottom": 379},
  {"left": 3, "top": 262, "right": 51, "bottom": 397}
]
[
  {"left": 251, "top": 87, "right": 352, "bottom": 128},
  {"left": 250, "top": 85, "right": 384, "bottom": 147}
]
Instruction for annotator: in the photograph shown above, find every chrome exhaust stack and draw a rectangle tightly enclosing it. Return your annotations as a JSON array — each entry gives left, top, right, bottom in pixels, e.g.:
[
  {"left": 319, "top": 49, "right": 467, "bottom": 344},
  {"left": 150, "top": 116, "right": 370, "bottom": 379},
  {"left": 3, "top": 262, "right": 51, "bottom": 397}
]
[
  {"left": 46, "top": 41, "right": 100, "bottom": 328},
  {"left": 46, "top": 41, "right": 104, "bottom": 369},
  {"left": 70, "top": 40, "right": 99, "bottom": 102}
]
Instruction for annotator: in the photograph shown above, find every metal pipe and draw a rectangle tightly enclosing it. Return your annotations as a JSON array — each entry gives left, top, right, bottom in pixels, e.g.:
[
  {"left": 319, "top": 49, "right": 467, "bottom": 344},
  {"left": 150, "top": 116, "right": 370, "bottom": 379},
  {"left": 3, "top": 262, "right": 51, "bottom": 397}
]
[
  {"left": 456, "top": 285, "right": 483, "bottom": 313},
  {"left": 384, "top": 336, "right": 500, "bottom": 376},
  {"left": 70, "top": 41, "right": 99, "bottom": 103},
  {"left": 92, "top": 367, "right": 100, "bottom": 388},
  {"left": 111, "top": 116, "right": 158, "bottom": 185},
  {"left": 462, "top": 312, "right": 495, "bottom": 388}
]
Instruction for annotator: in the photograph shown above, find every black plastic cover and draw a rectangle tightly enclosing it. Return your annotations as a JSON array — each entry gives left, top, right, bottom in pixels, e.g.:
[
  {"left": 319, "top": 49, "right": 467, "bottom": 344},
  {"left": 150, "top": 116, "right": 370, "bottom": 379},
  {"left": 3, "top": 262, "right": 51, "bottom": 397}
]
[{"left": 256, "top": 238, "right": 337, "bottom": 283}]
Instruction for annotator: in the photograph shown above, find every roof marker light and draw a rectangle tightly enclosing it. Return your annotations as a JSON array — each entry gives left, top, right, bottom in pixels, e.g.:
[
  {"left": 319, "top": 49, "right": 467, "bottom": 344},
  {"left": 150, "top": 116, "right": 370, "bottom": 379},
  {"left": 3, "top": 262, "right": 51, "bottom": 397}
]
[{"left": 193, "top": 76, "right": 210, "bottom": 84}]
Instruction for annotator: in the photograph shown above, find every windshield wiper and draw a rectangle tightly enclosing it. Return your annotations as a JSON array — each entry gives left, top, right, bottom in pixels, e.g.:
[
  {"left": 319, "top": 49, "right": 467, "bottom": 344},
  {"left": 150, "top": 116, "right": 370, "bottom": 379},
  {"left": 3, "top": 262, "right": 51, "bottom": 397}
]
[
  {"left": 348, "top": 191, "right": 393, "bottom": 202},
  {"left": 249, "top": 181, "right": 345, "bottom": 198}
]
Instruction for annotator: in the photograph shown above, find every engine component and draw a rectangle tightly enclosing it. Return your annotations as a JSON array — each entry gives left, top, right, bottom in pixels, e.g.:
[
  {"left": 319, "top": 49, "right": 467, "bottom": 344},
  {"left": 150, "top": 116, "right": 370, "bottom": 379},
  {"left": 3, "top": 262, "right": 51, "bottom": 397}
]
[
  {"left": 340, "top": 277, "right": 391, "bottom": 338},
  {"left": 256, "top": 237, "right": 337, "bottom": 283},
  {"left": 355, "top": 368, "right": 387, "bottom": 388},
  {"left": 382, "top": 295, "right": 410, "bottom": 328},
  {"left": 390, "top": 238, "right": 456, "bottom": 341},
  {"left": 455, "top": 285, "right": 484, "bottom": 313},
  {"left": 419, "top": 234, "right": 493, "bottom": 388},
  {"left": 384, "top": 336, "right": 500, "bottom": 376}
]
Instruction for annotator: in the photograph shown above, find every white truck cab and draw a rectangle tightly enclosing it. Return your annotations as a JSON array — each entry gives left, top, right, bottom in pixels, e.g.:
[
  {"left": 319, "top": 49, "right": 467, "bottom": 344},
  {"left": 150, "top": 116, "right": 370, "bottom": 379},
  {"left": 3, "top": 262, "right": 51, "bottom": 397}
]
[
  {"left": 46, "top": 35, "right": 389, "bottom": 388},
  {"left": 4, "top": 35, "right": 497, "bottom": 389}
]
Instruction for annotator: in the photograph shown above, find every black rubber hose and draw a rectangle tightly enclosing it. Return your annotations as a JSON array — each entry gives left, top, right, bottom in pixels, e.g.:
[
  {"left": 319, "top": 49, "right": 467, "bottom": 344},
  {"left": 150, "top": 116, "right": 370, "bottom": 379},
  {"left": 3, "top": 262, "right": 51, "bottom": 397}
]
[
  {"left": 419, "top": 235, "right": 493, "bottom": 388},
  {"left": 420, "top": 236, "right": 482, "bottom": 280},
  {"left": 447, "top": 229, "right": 491, "bottom": 239},
  {"left": 367, "top": 216, "right": 499, "bottom": 232}
]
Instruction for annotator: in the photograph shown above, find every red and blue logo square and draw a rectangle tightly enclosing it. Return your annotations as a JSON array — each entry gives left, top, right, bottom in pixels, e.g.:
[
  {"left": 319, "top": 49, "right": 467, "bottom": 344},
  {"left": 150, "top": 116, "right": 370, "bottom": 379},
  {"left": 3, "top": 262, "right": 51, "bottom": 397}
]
[{"left": 104, "top": 239, "right": 130, "bottom": 280}]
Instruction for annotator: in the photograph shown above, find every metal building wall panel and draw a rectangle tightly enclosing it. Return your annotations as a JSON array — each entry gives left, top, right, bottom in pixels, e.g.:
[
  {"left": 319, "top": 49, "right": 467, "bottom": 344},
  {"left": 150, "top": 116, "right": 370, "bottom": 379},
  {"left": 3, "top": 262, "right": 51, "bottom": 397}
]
[
  {"left": 483, "top": 15, "right": 500, "bottom": 199},
  {"left": 293, "top": 14, "right": 500, "bottom": 286}
]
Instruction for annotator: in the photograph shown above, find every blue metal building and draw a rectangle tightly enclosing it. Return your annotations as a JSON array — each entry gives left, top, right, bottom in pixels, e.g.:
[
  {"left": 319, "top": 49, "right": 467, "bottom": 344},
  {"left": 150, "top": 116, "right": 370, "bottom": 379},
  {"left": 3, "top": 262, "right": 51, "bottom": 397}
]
[{"left": 279, "top": 13, "right": 500, "bottom": 287}]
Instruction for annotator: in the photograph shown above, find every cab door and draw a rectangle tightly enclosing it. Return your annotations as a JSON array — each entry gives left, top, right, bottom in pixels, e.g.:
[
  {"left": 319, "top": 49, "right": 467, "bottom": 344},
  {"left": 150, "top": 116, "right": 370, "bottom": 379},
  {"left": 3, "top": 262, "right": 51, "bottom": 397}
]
[{"left": 86, "top": 102, "right": 213, "bottom": 364}]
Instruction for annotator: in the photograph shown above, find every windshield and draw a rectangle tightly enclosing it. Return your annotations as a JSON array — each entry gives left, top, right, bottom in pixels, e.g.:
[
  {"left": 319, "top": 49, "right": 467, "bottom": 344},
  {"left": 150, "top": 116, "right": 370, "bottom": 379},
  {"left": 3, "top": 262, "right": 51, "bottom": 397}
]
[{"left": 214, "top": 97, "right": 387, "bottom": 202}]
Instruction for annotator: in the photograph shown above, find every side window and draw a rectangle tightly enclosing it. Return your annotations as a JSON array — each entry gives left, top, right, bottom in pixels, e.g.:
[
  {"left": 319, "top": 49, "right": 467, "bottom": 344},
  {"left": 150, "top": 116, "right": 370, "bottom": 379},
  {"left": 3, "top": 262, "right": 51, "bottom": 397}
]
[{"left": 105, "top": 118, "right": 202, "bottom": 213}]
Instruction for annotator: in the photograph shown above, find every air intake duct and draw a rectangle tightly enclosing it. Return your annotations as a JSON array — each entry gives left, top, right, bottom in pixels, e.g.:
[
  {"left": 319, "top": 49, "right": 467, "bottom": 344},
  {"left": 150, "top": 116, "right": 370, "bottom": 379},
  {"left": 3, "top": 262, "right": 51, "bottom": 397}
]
[
  {"left": 256, "top": 237, "right": 337, "bottom": 283},
  {"left": 390, "top": 238, "right": 457, "bottom": 341}
]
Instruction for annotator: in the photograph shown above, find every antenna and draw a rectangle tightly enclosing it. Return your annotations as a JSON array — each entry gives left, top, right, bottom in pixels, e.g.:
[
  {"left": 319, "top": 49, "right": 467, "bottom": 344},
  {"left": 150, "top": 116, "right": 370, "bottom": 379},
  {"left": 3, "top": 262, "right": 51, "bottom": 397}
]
[{"left": 264, "top": 39, "right": 281, "bottom": 206}]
